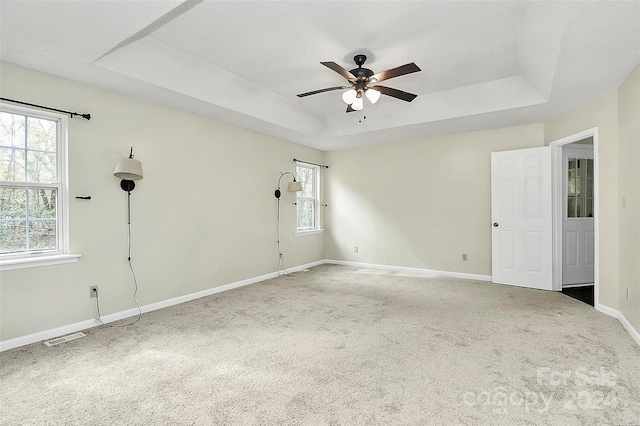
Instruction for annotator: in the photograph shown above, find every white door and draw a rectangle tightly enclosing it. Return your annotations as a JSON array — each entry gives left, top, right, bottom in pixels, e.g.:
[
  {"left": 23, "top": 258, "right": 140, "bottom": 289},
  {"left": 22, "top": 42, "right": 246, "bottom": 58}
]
[
  {"left": 491, "top": 147, "right": 553, "bottom": 290},
  {"left": 562, "top": 146, "right": 595, "bottom": 285}
]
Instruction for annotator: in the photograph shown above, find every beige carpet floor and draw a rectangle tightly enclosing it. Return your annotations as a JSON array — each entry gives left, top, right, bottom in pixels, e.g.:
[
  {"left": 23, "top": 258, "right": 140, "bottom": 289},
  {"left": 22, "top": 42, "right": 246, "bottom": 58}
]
[{"left": 1, "top": 264, "right": 639, "bottom": 425}]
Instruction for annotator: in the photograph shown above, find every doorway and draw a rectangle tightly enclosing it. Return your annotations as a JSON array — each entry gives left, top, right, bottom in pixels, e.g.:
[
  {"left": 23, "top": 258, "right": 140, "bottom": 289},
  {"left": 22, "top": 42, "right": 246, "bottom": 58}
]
[
  {"left": 550, "top": 128, "right": 598, "bottom": 307},
  {"left": 490, "top": 128, "right": 599, "bottom": 306}
]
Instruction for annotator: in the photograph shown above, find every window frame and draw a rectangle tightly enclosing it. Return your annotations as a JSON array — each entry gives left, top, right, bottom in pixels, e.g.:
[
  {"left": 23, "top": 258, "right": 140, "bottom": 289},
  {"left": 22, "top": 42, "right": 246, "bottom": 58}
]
[
  {"left": 566, "top": 157, "right": 594, "bottom": 219},
  {"left": 0, "top": 102, "right": 78, "bottom": 270},
  {"left": 295, "top": 162, "right": 323, "bottom": 235}
]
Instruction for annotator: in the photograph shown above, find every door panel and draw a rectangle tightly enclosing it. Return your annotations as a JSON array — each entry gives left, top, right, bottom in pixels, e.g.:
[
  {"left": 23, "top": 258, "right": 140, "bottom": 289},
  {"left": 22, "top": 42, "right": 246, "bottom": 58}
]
[
  {"left": 565, "top": 231, "right": 579, "bottom": 266},
  {"left": 562, "top": 146, "right": 595, "bottom": 285},
  {"left": 491, "top": 147, "right": 552, "bottom": 290},
  {"left": 500, "top": 231, "right": 516, "bottom": 270},
  {"left": 524, "top": 231, "right": 541, "bottom": 272}
]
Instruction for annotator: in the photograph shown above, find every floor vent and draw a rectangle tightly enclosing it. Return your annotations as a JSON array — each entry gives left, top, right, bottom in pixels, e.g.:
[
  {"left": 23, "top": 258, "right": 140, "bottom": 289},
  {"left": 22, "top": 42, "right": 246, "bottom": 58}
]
[{"left": 43, "top": 332, "right": 86, "bottom": 347}]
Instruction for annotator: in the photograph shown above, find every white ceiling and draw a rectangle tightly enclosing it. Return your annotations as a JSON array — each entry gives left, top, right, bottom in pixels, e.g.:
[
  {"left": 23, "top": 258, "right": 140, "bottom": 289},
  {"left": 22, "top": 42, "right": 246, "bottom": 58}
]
[{"left": 1, "top": 1, "right": 639, "bottom": 151}]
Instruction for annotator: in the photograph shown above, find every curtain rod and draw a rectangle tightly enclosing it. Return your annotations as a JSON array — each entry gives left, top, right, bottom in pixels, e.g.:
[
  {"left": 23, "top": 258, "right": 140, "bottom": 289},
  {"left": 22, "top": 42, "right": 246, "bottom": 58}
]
[
  {"left": 0, "top": 97, "right": 91, "bottom": 120},
  {"left": 293, "top": 158, "right": 328, "bottom": 169}
]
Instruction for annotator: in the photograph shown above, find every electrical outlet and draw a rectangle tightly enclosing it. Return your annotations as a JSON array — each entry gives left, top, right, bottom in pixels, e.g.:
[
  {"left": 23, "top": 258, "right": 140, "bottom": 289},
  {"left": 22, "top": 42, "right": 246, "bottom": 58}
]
[
  {"left": 354, "top": 246, "right": 359, "bottom": 253},
  {"left": 462, "top": 254, "right": 468, "bottom": 261},
  {"left": 89, "top": 286, "right": 98, "bottom": 298}
]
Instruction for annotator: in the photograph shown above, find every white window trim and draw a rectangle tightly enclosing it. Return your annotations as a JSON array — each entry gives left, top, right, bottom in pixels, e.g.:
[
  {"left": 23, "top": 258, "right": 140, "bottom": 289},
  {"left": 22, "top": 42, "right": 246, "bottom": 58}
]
[
  {"left": 295, "top": 228, "right": 324, "bottom": 237},
  {"left": 295, "top": 162, "right": 323, "bottom": 234},
  {"left": 0, "top": 254, "right": 80, "bottom": 271},
  {"left": 0, "top": 102, "right": 78, "bottom": 270}
]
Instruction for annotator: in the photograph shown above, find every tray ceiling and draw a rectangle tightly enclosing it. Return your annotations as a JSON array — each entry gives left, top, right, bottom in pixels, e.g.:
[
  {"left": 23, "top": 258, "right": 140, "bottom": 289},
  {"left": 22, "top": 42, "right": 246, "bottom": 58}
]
[{"left": 1, "top": 1, "right": 639, "bottom": 150}]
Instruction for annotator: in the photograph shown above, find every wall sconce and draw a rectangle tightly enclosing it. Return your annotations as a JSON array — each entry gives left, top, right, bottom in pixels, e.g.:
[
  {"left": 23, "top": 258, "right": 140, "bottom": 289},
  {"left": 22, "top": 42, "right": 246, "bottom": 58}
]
[
  {"left": 114, "top": 147, "right": 143, "bottom": 192},
  {"left": 99, "top": 146, "right": 144, "bottom": 327},
  {"left": 113, "top": 147, "right": 143, "bottom": 227},
  {"left": 274, "top": 171, "right": 302, "bottom": 199},
  {"left": 274, "top": 171, "right": 302, "bottom": 276}
]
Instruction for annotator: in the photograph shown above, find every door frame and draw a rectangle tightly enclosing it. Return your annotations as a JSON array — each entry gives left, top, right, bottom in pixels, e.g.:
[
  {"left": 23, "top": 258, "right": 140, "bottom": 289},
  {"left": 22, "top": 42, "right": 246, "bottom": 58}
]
[{"left": 549, "top": 127, "right": 599, "bottom": 305}]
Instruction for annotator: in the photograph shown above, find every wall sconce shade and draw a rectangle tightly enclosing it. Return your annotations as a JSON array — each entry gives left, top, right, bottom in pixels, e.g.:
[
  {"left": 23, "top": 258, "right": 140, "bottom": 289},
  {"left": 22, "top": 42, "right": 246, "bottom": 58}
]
[
  {"left": 275, "top": 171, "right": 301, "bottom": 199},
  {"left": 115, "top": 147, "right": 143, "bottom": 193},
  {"left": 288, "top": 181, "right": 303, "bottom": 192},
  {"left": 114, "top": 158, "right": 143, "bottom": 181}
]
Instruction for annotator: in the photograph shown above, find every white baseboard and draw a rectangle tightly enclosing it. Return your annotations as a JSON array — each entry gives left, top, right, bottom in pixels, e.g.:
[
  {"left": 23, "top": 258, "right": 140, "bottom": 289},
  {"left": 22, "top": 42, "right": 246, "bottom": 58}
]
[
  {"left": 98, "top": 259, "right": 325, "bottom": 325},
  {"left": 0, "top": 319, "right": 101, "bottom": 353},
  {"left": 0, "top": 260, "right": 325, "bottom": 352},
  {"left": 596, "top": 303, "right": 640, "bottom": 347},
  {"left": 595, "top": 302, "right": 619, "bottom": 318},
  {"left": 328, "top": 260, "right": 638, "bottom": 347},
  {"left": 3, "top": 259, "right": 636, "bottom": 351},
  {"left": 617, "top": 311, "right": 640, "bottom": 346},
  {"left": 324, "top": 259, "right": 492, "bottom": 282}
]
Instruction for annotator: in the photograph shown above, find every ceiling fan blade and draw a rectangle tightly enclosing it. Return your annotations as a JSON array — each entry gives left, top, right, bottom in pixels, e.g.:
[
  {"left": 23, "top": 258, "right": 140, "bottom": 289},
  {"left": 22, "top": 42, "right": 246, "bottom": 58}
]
[
  {"left": 370, "top": 63, "right": 421, "bottom": 83},
  {"left": 321, "top": 62, "right": 357, "bottom": 81},
  {"left": 346, "top": 104, "right": 356, "bottom": 113},
  {"left": 374, "top": 85, "right": 418, "bottom": 102},
  {"left": 297, "top": 86, "right": 349, "bottom": 98}
]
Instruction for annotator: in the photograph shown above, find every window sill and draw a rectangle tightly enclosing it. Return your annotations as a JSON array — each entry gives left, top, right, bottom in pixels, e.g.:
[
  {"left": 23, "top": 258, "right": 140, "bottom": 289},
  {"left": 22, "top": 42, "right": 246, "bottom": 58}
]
[
  {"left": 0, "top": 254, "right": 81, "bottom": 271},
  {"left": 295, "top": 228, "right": 324, "bottom": 236}
]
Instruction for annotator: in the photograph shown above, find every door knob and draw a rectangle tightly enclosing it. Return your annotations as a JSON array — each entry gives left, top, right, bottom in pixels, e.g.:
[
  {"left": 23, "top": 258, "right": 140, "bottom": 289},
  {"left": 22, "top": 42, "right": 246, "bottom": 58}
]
[{"left": 493, "top": 222, "right": 499, "bottom": 227}]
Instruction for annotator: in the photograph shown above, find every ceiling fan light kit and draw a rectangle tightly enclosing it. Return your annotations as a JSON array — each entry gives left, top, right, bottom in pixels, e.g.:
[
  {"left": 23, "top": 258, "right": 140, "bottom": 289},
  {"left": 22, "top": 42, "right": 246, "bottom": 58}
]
[
  {"left": 365, "top": 88, "right": 381, "bottom": 104},
  {"left": 352, "top": 95, "right": 364, "bottom": 111},
  {"left": 342, "top": 89, "right": 357, "bottom": 104},
  {"left": 297, "top": 54, "right": 421, "bottom": 113}
]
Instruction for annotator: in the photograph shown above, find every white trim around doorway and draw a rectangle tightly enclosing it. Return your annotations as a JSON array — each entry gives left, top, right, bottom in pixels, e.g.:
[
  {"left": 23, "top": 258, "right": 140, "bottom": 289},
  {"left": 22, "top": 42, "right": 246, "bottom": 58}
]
[{"left": 549, "top": 127, "right": 599, "bottom": 306}]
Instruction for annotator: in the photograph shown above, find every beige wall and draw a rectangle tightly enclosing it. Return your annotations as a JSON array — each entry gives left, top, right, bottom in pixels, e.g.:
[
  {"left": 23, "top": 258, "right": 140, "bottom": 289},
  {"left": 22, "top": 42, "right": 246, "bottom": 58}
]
[
  {"left": 2, "top": 59, "right": 638, "bottom": 344},
  {"left": 544, "top": 91, "right": 620, "bottom": 309},
  {"left": 0, "top": 62, "right": 324, "bottom": 341},
  {"left": 542, "top": 63, "right": 640, "bottom": 333},
  {"left": 326, "top": 64, "right": 639, "bottom": 334},
  {"left": 325, "top": 124, "right": 544, "bottom": 275},
  {"left": 617, "top": 64, "right": 640, "bottom": 332}
]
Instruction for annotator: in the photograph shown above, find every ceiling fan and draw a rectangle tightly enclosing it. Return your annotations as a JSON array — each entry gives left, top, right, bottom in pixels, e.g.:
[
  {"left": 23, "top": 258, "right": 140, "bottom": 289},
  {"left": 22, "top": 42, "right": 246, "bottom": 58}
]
[{"left": 297, "top": 54, "right": 421, "bottom": 113}]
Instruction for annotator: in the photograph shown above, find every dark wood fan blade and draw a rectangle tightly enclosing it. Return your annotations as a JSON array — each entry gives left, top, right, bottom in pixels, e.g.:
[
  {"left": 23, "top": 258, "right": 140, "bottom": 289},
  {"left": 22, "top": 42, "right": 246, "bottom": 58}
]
[
  {"left": 370, "top": 63, "right": 421, "bottom": 83},
  {"left": 346, "top": 104, "right": 356, "bottom": 113},
  {"left": 297, "top": 86, "right": 348, "bottom": 98},
  {"left": 374, "top": 85, "right": 418, "bottom": 102},
  {"left": 321, "top": 62, "right": 357, "bottom": 81}
]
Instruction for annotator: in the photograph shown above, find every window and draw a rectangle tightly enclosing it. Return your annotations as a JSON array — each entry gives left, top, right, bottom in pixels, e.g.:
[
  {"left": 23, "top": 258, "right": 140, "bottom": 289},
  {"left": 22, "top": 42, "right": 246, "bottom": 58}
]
[
  {"left": 296, "top": 163, "right": 321, "bottom": 233},
  {"left": 567, "top": 157, "right": 594, "bottom": 218},
  {"left": 0, "top": 103, "right": 75, "bottom": 269}
]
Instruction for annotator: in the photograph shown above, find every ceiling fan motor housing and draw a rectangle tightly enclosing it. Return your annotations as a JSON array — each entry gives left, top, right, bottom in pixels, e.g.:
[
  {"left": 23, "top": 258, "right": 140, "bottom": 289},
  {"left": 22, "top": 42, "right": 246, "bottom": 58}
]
[
  {"left": 354, "top": 54, "right": 367, "bottom": 67},
  {"left": 351, "top": 54, "right": 374, "bottom": 81}
]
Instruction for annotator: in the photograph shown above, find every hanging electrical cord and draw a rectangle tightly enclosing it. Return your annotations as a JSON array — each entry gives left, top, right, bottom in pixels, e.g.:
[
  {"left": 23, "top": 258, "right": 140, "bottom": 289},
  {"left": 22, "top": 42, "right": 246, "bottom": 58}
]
[
  {"left": 276, "top": 195, "right": 291, "bottom": 275},
  {"left": 94, "top": 190, "right": 142, "bottom": 327},
  {"left": 96, "top": 148, "right": 144, "bottom": 327},
  {"left": 274, "top": 171, "right": 301, "bottom": 275}
]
